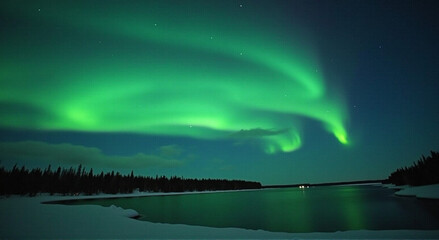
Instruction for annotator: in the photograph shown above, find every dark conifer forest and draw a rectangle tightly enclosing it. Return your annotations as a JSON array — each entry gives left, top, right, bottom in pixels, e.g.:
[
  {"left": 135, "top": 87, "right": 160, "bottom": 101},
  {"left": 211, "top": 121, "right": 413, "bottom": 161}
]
[
  {"left": 386, "top": 151, "right": 439, "bottom": 186},
  {"left": 0, "top": 165, "right": 262, "bottom": 196}
]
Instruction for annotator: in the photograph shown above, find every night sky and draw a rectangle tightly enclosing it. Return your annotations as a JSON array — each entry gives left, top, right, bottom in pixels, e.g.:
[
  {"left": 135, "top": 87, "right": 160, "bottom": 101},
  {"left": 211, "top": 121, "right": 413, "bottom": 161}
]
[{"left": 1, "top": 0, "right": 438, "bottom": 185}]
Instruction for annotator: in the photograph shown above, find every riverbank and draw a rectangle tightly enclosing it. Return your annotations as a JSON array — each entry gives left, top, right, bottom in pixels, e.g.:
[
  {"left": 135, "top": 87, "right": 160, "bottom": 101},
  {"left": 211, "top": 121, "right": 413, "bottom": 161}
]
[
  {"left": 1, "top": 185, "right": 439, "bottom": 239},
  {"left": 382, "top": 183, "right": 439, "bottom": 199},
  {"left": 394, "top": 183, "right": 439, "bottom": 199}
]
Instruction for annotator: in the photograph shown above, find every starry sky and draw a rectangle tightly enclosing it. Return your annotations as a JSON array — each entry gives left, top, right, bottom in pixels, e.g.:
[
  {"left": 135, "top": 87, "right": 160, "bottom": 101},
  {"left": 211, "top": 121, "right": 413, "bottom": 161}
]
[{"left": 0, "top": 0, "right": 438, "bottom": 185}]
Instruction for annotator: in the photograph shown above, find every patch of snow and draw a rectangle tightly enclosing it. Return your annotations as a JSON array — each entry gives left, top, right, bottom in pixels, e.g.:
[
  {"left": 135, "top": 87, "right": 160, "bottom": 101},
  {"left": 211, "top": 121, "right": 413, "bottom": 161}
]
[
  {"left": 382, "top": 184, "right": 410, "bottom": 190},
  {"left": 395, "top": 184, "right": 439, "bottom": 199},
  {"left": 41, "top": 189, "right": 259, "bottom": 203},
  {"left": 109, "top": 204, "right": 139, "bottom": 218}
]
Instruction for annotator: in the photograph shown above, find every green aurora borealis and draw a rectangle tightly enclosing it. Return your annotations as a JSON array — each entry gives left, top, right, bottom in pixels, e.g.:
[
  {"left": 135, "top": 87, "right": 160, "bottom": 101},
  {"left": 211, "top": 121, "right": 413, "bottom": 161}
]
[
  {"left": 1, "top": 0, "right": 438, "bottom": 184},
  {"left": 0, "top": 0, "right": 348, "bottom": 154}
]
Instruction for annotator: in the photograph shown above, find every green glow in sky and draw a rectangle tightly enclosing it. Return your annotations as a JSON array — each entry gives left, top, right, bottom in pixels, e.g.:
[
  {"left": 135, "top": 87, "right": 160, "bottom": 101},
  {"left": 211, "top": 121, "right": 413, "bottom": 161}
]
[{"left": 0, "top": 1, "right": 349, "bottom": 153}]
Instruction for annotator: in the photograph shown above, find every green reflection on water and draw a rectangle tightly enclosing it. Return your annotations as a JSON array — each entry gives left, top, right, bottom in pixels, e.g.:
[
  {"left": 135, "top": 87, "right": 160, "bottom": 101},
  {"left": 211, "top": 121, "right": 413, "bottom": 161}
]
[
  {"left": 64, "top": 185, "right": 439, "bottom": 233},
  {"left": 261, "top": 188, "right": 313, "bottom": 232},
  {"left": 336, "top": 186, "right": 366, "bottom": 230}
]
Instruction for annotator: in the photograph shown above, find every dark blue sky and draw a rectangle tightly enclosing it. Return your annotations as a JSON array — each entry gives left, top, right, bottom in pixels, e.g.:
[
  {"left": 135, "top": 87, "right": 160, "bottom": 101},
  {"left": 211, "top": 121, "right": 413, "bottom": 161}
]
[{"left": 0, "top": 0, "right": 438, "bottom": 184}]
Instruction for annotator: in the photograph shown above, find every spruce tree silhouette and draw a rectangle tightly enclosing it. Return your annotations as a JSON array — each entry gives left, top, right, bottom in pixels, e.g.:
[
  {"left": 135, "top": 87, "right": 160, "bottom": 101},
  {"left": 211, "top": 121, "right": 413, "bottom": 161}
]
[
  {"left": 386, "top": 151, "right": 439, "bottom": 186},
  {"left": 0, "top": 165, "right": 261, "bottom": 196}
]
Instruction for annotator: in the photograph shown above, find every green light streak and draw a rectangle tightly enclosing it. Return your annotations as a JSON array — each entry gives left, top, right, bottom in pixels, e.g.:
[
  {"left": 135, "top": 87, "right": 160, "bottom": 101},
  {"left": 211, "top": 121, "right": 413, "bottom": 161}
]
[
  {"left": 265, "top": 130, "right": 302, "bottom": 154},
  {"left": 0, "top": 1, "right": 350, "bottom": 153},
  {"left": 337, "top": 186, "right": 366, "bottom": 230}
]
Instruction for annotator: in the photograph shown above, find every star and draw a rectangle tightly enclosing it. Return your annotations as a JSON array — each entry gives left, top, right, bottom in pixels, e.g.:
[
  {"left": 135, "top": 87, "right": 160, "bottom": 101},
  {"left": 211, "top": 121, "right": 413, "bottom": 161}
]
[{"left": 239, "top": 4, "right": 243, "bottom": 8}]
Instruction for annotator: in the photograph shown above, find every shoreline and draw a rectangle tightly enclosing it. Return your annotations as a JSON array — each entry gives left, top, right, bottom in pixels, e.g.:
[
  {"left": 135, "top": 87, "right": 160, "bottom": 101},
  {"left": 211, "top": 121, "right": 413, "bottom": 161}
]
[
  {"left": 41, "top": 188, "right": 261, "bottom": 204},
  {"left": 394, "top": 184, "right": 439, "bottom": 199},
  {"left": 43, "top": 182, "right": 439, "bottom": 204},
  {"left": 2, "top": 184, "right": 439, "bottom": 239},
  {"left": 382, "top": 183, "right": 439, "bottom": 200}
]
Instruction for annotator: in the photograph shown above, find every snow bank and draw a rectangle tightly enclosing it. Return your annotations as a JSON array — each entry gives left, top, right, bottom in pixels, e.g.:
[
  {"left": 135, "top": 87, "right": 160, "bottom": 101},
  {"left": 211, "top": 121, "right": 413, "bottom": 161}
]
[
  {"left": 382, "top": 184, "right": 410, "bottom": 190},
  {"left": 395, "top": 184, "right": 439, "bottom": 199},
  {"left": 41, "top": 188, "right": 257, "bottom": 202},
  {"left": 109, "top": 204, "right": 140, "bottom": 218}
]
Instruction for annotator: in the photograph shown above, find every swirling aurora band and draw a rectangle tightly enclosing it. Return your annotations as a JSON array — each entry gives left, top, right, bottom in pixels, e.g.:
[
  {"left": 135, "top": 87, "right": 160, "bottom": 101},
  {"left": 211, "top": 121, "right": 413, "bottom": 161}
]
[{"left": 0, "top": 1, "right": 349, "bottom": 154}]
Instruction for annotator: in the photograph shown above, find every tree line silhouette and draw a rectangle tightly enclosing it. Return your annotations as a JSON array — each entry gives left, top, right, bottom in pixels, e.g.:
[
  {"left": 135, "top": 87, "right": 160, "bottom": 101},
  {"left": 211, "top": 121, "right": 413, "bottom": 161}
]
[
  {"left": 0, "top": 164, "right": 262, "bottom": 196},
  {"left": 386, "top": 151, "right": 439, "bottom": 186}
]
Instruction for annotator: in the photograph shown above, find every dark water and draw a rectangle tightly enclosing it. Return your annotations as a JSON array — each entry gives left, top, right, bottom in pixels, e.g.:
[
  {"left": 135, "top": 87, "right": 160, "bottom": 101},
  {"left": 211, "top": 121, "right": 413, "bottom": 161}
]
[{"left": 64, "top": 185, "right": 439, "bottom": 233}]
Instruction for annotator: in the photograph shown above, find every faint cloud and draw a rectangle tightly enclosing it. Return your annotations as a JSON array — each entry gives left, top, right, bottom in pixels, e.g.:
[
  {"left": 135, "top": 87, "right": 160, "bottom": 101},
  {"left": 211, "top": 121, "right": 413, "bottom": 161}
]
[
  {"left": 209, "top": 158, "right": 234, "bottom": 171},
  {"left": 0, "top": 141, "right": 185, "bottom": 168},
  {"left": 218, "top": 164, "right": 234, "bottom": 171},
  {"left": 159, "top": 144, "right": 182, "bottom": 158},
  {"left": 230, "top": 128, "right": 288, "bottom": 138},
  {"left": 211, "top": 158, "right": 225, "bottom": 164}
]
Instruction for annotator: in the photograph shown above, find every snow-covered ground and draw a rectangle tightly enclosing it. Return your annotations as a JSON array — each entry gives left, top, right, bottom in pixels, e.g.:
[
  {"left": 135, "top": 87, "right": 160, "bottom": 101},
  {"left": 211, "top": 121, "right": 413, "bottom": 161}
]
[
  {"left": 1, "top": 186, "right": 439, "bottom": 239},
  {"left": 394, "top": 183, "right": 439, "bottom": 199},
  {"left": 381, "top": 184, "right": 410, "bottom": 190},
  {"left": 382, "top": 183, "right": 439, "bottom": 199}
]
